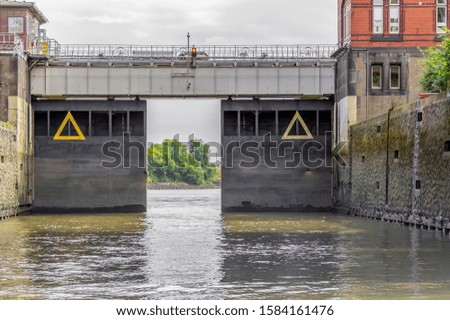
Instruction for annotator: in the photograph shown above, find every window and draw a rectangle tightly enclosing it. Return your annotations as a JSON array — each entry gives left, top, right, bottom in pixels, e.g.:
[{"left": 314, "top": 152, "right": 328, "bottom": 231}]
[
  {"left": 390, "top": 65, "right": 401, "bottom": 89},
  {"left": 319, "top": 110, "right": 332, "bottom": 135},
  {"left": 91, "top": 112, "right": 109, "bottom": 136},
  {"left": 71, "top": 112, "right": 89, "bottom": 137},
  {"left": 112, "top": 112, "right": 127, "bottom": 136},
  {"left": 437, "top": 0, "right": 447, "bottom": 34},
  {"left": 394, "top": 150, "right": 399, "bottom": 160},
  {"left": 34, "top": 111, "right": 48, "bottom": 136},
  {"left": 130, "top": 112, "right": 144, "bottom": 136},
  {"left": 415, "top": 180, "right": 421, "bottom": 190},
  {"left": 258, "top": 111, "right": 276, "bottom": 136},
  {"left": 224, "top": 111, "right": 238, "bottom": 136},
  {"left": 444, "top": 141, "right": 450, "bottom": 152},
  {"left": 417, "top": 112, "right": 423, "bottom": 122},
  {"left": 278, "top": 111, "right": 297, "bottom": 136},
  {"left": 8, "top": 17, "right": 24, "bottom": 34},
  {"left": 389, "top": 0, "right": 400, "bottom": 34},
  {"left": 303, "top": 111, "right": 318, "bottom": 135},
  {"left": 50, "top": 112, "right": 69, "bottom": 136},
  {"left": 240, "top": 111, "right": 256, "bottom": 136},
  {"left": 343, "top": 0, "right": 351, "bottom": 40},
  {"left": 373, "top": 0, "right": 384, "bottom": 34},
  {"left": 372, "top": 65, "right": 383, "bottom": 89}
]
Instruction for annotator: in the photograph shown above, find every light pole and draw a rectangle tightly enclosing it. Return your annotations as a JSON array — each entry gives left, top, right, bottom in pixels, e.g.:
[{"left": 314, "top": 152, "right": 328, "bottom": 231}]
[
  {"left": 187, "top": 32, "right": 190, "bottom": 55},
  {"left": 186, "top": 32, "right": 191, "bottom": 90}
]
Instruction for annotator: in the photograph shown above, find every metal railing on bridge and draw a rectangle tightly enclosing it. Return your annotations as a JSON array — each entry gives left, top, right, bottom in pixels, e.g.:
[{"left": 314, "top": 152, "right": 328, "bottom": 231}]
[{"left": 48, "top": 44, "right": 338, "bottom": 63}]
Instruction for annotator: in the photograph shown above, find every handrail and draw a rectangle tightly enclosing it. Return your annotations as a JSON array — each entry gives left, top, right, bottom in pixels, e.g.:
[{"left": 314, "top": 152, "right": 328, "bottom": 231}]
[
  {"left": 48, "top": 43, "right": 339, "bottom": 62},
  {"left": 0, "top": 33, "right": 24, "bottom": 57}
]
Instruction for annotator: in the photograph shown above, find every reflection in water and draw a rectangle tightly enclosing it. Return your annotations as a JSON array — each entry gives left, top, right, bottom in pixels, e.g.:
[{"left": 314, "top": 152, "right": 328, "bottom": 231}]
[
  {"left": 143, "top": 190, "right": 225, "bottom": 299},
  {"left": 0, "top": 189, "right": 450, "bottom": 299},
  {"left": 221, "top": 214, "right": 345, "bottom": 299},
  {"left": 409, "top": 228, "right": 422, "bottom": 297}
]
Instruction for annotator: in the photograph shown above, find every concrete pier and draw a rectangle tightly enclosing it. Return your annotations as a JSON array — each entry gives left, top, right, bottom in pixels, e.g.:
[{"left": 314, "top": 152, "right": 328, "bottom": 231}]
[
  {"left": 33, "top": 100, "right": 147, "bottom": 213},
  {"left": 221, "top": 99, "right": 333, "bottom": 212}
]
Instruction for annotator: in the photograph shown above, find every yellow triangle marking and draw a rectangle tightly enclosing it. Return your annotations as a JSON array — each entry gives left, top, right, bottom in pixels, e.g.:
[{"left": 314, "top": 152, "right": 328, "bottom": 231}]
[
  {"left": 53, "top": 111, "right": 86, "bottom": 141},
  {"left": 282, "top": 111, "right": 314, "bottom": 140}
]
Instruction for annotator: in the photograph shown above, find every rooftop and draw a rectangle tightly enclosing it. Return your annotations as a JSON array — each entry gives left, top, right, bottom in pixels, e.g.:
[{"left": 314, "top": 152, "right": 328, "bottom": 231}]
[{"left": 0, "top": 0, "right": 48, "bottom": 24}]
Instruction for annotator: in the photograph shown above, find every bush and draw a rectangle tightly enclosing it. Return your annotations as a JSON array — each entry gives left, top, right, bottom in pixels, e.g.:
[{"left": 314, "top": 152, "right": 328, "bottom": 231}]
[
  {"left": 421, "top": 29, "right": 450, "bottom": 93},
  {"left": 147, "top": 139, "right": 218, "bottom": 185}
]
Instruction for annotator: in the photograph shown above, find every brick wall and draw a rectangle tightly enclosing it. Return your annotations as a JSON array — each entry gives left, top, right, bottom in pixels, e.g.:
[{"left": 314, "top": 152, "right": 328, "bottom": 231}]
[{"left": 339, "top": 0, "right": 449, "bottom": 48}]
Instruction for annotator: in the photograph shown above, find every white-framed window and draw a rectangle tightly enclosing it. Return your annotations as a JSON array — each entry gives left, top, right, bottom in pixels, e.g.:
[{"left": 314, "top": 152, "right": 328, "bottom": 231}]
[
  {"left": 437, "top": 0, "right": 447, "bottom": 34},
  {"left": 372, "top": 65, "right": 383, "bottom": 89},
  {"left": 390, "top": 65, "right": 401, "bottom": 89},
  {"left": 373, "top": 0, "right": 384, "bottom": 34},
  {"left": 8, "top": 17, "right": 24, "bottom": 34},
  {"left": 389, "top": 0, "right": 400, "bottom": 34},
  {"left": 343, "top": 0, "right": 351, "bottom": 40}
]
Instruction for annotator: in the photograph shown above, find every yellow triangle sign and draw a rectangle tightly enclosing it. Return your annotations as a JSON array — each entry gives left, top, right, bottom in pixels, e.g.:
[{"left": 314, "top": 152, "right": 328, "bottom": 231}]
[
  {"left": 53, "top": 111, "right": 86, "bottom": 141},
  {"left": 282, "top": 111, "right": 314, "bottom": 140}
]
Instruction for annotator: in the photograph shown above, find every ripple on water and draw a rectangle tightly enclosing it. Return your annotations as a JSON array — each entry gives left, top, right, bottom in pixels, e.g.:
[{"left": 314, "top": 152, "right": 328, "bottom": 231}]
[{"left": 0, "top": 189, "right": 450, "bottom": 299}]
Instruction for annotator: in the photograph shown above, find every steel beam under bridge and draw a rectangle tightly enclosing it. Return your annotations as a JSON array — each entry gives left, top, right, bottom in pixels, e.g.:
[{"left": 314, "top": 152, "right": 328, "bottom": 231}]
[{"left": 30, "top": 61, "right": 335, "bottom": 98}]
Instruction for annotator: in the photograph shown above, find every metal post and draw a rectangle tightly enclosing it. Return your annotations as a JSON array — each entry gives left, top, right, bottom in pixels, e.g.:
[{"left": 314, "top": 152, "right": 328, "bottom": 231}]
[{"left": 187, "top": 32, "right": 190, "bottom": 54}]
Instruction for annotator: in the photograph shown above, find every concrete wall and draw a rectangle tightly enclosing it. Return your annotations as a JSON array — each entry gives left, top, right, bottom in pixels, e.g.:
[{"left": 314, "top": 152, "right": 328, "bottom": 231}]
[
  {"left": 221, "top": 99, "right": 333, "bottom": 212},
  {"left": 348, "top": 93, "right": 450, "bottom": 227},
  {"left": 335, "top": 47, "right": 423, "bottom": 124},
  {"left": 33, "top": 100, "right": 147, "bottom": 213}
]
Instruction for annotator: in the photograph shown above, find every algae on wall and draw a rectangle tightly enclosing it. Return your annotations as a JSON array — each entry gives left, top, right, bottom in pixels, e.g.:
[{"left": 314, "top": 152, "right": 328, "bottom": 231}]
[{"left": 348, "top": 95, "right": 450, "bottom": 218}]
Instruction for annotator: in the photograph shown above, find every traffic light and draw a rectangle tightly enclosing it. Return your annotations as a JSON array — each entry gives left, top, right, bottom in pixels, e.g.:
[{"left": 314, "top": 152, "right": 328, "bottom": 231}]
[{"left": 191, "top": 47, "right": 197, "bottom": 58}]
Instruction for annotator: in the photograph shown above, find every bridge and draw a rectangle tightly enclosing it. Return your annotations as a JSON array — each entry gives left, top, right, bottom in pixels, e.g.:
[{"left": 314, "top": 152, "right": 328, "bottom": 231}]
[
  {"left": 1, "top": 1, "right": 338, "bottom": 214},
  {"left": 30, "top": 44, "right": 337, "bottom": 98},
  {"left": 29, "top": 43, "right": 337, "bottom": 213}
]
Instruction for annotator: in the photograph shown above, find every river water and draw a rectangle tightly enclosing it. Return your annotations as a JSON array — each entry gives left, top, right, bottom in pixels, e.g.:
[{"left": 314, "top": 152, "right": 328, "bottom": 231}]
[{"left": 1, "top": 189, "right": 450, "bottom": 300}]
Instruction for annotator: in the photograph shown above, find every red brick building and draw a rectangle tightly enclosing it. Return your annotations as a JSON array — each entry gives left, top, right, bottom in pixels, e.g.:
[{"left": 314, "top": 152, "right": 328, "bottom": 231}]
[
  {"left": 0, "top": 1, "right": 48, "bottom": 52},
  {"left": 333, "top": 1, "right": 449, "bottom": 205},
  {"left": 334, "top": 0, "right": 447, "bottom": 127},
  {"left": 338, "top": 0, "right": 449, "bottom": 47}
]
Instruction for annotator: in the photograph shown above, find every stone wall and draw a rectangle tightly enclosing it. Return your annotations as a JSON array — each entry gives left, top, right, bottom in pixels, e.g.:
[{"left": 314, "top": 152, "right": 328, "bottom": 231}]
[
  {"left": 0, "top": 54, "right": 32, "bottom": 218},
  {"left": 0, "top": 125, "right": 19, "bottom": 219},
  {"left": 348, "top": 93, "right": 450, "bottom": 229}
]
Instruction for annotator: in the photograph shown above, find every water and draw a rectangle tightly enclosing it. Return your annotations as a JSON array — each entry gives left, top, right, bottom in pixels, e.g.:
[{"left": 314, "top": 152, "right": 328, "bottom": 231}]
[{"left": 1, "top": 189, "right": 450, "bottom": 300}]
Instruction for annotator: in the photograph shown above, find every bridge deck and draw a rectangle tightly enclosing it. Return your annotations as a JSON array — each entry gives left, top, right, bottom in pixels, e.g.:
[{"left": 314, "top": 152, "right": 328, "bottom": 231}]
[{"left": 30, "top": 44, "right": 337, "bottom": 98}]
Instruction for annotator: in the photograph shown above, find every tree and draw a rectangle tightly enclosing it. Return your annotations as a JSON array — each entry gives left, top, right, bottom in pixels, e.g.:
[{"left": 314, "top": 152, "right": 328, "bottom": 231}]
[
  {"left": 421, "top": 29, "right": 450, "bottom": 93},
  {"left": 147, "top": 139, "right": 218, "bottom": 185}
]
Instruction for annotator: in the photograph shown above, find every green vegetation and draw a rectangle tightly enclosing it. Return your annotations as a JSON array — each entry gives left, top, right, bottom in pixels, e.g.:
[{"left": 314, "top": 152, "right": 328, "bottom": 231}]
[
  {"left": 147, "top": 139, "right": 219, "bottom": 185},
  {"left": 421, "top": 29, "right": 450, "bottom": 93}
]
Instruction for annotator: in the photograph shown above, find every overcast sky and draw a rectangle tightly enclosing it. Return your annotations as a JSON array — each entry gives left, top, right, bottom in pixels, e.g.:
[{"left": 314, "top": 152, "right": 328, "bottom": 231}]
[
  {"left": 38, "top": 0, "right": 337, "bottom": 45},
  {"left": 35, "top": 0, "right": 337, "bottom": 143}
]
